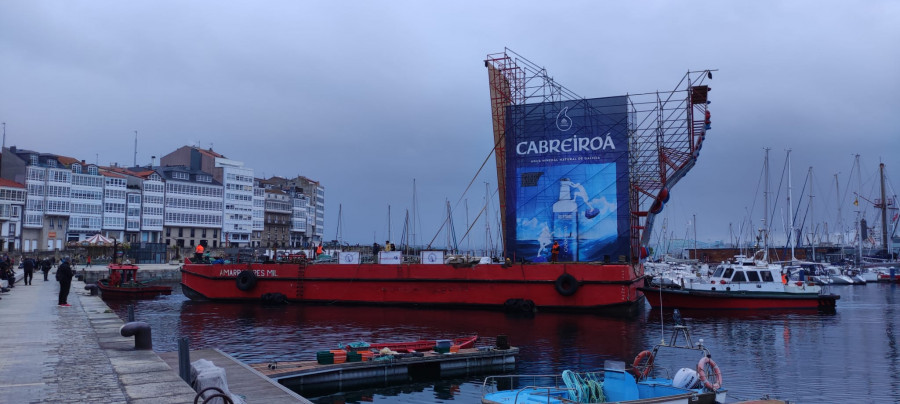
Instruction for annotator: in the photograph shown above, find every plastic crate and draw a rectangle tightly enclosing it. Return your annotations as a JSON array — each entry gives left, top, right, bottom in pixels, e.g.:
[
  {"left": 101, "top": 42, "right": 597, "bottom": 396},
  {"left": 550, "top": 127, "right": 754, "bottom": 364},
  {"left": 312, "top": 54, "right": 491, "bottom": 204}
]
[
  {"left": 347, "top": 352, "right": 362, "bottom": 362},
  {"left": 434, "top": 346, "right": 450, "bottom": 354},
  {"left": 316, "top": 351, "right": 334, "bottom": 364}
]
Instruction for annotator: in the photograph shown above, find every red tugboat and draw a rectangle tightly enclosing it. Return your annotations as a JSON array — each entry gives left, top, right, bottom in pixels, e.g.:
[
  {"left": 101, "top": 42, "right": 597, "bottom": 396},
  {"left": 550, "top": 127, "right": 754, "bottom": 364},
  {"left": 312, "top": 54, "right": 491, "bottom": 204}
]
[
  {"left": 97, "top": 263, "right": 173, "bottom": 299},
  {"left": 180, "top": 49, "right": 715, "bottom": 315}
]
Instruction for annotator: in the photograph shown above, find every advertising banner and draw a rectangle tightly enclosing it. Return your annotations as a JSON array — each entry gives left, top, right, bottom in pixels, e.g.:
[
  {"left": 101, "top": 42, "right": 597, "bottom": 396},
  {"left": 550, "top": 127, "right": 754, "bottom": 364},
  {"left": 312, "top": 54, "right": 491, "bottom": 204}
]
[
  {"left": 420, "top": 251, "right": 445, "bottom": 265},
  {"left": 378, "top": 251, "right": 402, "bottom": 265},
  {"left": 339, "top": 251, "right": 360, "bottom": 265},
  {"left": 504, "top": 96, "right": 630, "bottom": 262}
]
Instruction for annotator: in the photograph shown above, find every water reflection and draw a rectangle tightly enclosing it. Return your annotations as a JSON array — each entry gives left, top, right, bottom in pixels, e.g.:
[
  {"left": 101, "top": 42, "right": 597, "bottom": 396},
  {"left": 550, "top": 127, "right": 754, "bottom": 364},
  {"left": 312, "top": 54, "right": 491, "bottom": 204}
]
[{"left": 106, "top": 282, "right": 900, "bottom": 403}]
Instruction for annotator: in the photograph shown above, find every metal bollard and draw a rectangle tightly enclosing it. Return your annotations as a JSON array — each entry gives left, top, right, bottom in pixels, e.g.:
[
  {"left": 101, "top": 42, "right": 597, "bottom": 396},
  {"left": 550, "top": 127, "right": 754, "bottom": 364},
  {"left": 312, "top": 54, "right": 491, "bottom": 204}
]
[
  {"left": 120, "top": 322, "right": 152, "bottom": 350},
  {"left": 178, "top": 336, "right": 191, "bottom": 383},
  {"left": 127, "top": 304, "right": 135, "bottom": 322},
  {"left": 84, "top": 284, "right": 99, "bottom": 296}
]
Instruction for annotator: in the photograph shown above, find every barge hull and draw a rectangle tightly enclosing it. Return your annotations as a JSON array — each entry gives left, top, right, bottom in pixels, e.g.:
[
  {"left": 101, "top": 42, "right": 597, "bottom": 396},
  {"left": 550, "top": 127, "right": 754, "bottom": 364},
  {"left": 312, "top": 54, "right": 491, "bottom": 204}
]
[{"left": 181, "top": 262, "right": 644, "bottom": 315}]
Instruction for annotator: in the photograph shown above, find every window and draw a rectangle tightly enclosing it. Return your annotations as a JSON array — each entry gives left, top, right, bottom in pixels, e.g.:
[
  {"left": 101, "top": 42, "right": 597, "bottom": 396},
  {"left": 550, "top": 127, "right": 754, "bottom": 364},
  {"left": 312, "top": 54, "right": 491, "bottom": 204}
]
[
  {"left": 761, "top": 271, "right": 774, "bottom": 282},
  {"left": 166, "top": 228, "right": 171, "bottom": 237},
  {"left": 178, "top": 228, "right": 183, "bottom": 237},
  {"left": 722, "top": 267, "right": 734, "bottom": 279},
  {"left": 72, "top": 163, "right": 82, "bottom": 173},
  {"left": 746, "top": 271, "right": 761, "bottom": 282},
  {"left": 88, "top": 166, "right": 98, "bottom": 175},
  {"left": 30, "top": 155, "right": 39, "bottom": 165},
  {"left": 190, "top": 228, "right": 195, "bottom": 237},
  {"left": 202, "top": 229, "right": 207, "bottom": 238},
  {"left": 172, "top": 171, "right": 189, "bottom": 180},
  {"left": 732, "top": 271, "right": 747, "bottom": 282}
]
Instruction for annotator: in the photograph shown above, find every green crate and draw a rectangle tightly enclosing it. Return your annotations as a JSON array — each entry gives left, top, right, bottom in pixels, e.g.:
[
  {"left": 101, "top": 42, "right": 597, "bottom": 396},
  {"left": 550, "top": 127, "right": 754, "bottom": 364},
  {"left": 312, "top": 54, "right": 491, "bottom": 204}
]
[
  {"left": 347, "top": 352, "right": 362, "bottom": 362},
  {"left": 316, "top": 351, "right": 334, "bottom": 364},
  {"left": 433, "top": 346, "right": 450, "bottom": 354}
]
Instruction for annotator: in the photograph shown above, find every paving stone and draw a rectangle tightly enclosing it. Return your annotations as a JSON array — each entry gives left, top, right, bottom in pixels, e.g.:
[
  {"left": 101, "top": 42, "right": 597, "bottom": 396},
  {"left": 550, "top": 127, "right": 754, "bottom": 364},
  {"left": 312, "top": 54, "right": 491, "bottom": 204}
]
[{"left": 0, "top": 278, "right": 199, "bottom": 403}]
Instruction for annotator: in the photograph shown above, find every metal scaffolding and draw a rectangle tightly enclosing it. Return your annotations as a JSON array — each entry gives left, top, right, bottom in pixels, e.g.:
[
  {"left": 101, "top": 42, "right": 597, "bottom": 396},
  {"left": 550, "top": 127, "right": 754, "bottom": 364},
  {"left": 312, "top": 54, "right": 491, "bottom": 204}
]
[{"left": 485, "top": 48, "right": 714, "bottom": 264}]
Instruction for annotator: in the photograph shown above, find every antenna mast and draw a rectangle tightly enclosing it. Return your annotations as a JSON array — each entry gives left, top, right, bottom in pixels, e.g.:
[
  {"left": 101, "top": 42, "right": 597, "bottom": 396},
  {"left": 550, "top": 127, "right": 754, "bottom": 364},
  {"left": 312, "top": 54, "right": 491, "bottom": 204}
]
[{"left": 134, "top": 130, "right": 138, "bottom": 167}]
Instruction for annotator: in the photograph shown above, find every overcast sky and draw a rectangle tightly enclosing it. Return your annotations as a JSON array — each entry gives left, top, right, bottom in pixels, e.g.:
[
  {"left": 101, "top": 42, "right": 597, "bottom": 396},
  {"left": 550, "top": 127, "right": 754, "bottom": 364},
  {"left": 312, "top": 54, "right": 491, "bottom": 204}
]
[{"left": 2, "top": 1, "right": 898, "bottom": 251}]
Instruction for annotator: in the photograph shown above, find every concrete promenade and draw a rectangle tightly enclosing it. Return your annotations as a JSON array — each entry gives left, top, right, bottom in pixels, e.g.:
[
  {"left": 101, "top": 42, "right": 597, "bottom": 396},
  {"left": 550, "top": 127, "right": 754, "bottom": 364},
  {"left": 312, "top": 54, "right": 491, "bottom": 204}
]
[{"left": 0, "top": 274, "right": 198, "bottom": 403}]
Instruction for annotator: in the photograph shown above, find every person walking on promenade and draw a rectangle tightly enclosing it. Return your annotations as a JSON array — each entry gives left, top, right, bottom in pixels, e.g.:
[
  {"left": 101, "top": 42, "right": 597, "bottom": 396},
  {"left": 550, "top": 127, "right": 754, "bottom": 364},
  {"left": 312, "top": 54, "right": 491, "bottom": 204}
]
[
  {"left": 41, "top": 258, "right": 52, "bottom": 281},
  {"left": 56, "top": 258, "right": 75, "bottom": 307},
  {"left": 22, "top": 256, "right": 35, "bottom": 285},
  {"left": 86, "top": 255, "right": 91, "bottom": 267}
]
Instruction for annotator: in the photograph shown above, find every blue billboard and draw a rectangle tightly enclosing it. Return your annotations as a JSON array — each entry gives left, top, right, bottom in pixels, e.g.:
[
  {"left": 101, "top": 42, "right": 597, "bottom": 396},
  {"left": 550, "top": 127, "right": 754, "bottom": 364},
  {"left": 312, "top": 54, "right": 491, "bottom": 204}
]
[{"left": 504, "top": 96, "right": 629, "bottom": 262}]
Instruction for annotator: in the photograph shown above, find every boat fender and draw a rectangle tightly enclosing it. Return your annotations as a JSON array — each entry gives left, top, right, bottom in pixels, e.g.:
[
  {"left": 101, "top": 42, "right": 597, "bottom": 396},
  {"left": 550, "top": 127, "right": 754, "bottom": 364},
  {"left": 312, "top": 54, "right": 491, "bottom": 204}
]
[
  {"left": 236, "top": 270, "right": 258, "bottom": 291},
  {"left": 554, "top": 273, "right": 579, "bottom": 296},
  {"left": 631, "top": 350, "right": 654, "bottom": 379},
  {"left": 697, "top": 356, "right": 722, "bottom": 391}
]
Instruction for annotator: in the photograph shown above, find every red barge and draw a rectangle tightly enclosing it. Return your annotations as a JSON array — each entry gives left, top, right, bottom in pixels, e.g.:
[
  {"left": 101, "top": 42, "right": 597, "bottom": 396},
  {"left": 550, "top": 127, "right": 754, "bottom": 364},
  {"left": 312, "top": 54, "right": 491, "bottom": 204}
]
[
  {"left": 180, "top": 261, "right": 645, "bottom": 314},
  {"left": 180, "top": 51, "right": 714, "bottom": 316}
]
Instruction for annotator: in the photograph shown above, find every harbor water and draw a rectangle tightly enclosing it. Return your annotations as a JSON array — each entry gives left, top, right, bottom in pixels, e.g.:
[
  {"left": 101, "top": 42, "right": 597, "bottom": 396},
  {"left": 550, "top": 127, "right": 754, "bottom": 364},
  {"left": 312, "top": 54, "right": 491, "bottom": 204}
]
[{"left": 107, "top": 282, "right": 899, "bottom": 403}]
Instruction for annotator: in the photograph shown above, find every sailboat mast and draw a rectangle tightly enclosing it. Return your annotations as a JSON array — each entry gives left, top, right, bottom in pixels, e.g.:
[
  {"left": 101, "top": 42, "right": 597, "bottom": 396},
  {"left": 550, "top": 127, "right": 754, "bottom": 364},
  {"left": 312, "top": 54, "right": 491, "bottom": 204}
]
[
  {"left": 693, "top": 214, "right": 698, "bottom": 260},
  {"left": 834, "top": 173, "right": 843, "bottom": 258},
  {"left": 880, "top": 163, "right": 888, "bottom": 252},
  {"left": 465, "top": 199, "right": 471, "bottom": 256},
  {"left": 808, "top": 167, "right": 815, "bottom": 262},
  {"left": 787, "top": 149, "right": 795, "bottom": 262},
  {"left": 388, "top": 205, "right": 392, "bottom": 243},
  {"left": 411, "top": 179, "right": 417, "bottom": 248},
  {"left": 764, "top": 148, "right": 771, "bottom": 261},
  {"left": 855, "top": 154, "right": 863, "bottom": 264}
]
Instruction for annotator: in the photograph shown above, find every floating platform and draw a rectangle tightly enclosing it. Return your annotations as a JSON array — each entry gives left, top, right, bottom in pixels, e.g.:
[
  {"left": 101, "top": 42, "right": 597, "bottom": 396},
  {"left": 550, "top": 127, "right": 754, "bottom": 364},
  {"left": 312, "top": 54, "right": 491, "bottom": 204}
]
[
  {"left": 160, "top": 348, "right": 311, "bottom": 403},
  {"left": 250, "top": 347, "right": 519, "bottom": 396}
]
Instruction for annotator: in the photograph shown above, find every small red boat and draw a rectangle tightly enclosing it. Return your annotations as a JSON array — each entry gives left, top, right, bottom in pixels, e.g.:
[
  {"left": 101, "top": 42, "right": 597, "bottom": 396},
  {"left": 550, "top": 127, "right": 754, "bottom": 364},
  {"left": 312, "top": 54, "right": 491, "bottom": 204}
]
[
  {"left": 96, "top": 263, "right": 173, "bottom": 299},
  {"left": 356, "top": 335, "right": 478, "bottom": 353}
]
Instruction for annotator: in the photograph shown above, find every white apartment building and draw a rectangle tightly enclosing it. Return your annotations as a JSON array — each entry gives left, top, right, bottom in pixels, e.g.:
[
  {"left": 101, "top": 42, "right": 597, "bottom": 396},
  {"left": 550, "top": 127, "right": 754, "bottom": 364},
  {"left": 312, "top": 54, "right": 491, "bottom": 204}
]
[
  {"left": 160, "top": 166, "right": 223, "bottom": 249},
  {"left": 252, "top": 184, "right": 264, "bottom": 247},
  {"left": 101, "top": 172, "right": 128, "bottom": 240},
  {"left": 69, "top": 162, "right": 103, "bottom": 241},
  {"left": 291, "top": 194, "right": 309, "bottom": 248},
  {"left": 314, "top": 184, "right": 325, "bottom": 243},
  {"left": 140, "top": 170, "right": 165, "bottom": 243},
  {"left": 216, "top": 158, "right": 254, "bottom": 247},
  {"left": 0, "top": 178, "right": 26, "bottom": 252}
]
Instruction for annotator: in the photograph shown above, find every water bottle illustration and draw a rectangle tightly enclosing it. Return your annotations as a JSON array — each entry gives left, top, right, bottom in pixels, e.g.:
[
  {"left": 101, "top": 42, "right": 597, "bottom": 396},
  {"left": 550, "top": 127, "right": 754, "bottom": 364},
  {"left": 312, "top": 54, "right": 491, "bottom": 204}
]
[{"left": 552, "top": 178, "right": 578, "bottom": 261}]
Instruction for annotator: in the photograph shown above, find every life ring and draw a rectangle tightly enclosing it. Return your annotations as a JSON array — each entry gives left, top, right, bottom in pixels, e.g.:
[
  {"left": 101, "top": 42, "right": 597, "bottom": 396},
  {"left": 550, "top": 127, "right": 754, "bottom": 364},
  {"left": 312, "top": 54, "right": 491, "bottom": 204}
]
[
  {"left": 236, "top": 270, "right": 258, "bottom": 291},
  {"left": 631, "top": 350, "right": 654, "bottom": 379},
  {"left": 697, "top": 356, "right": 722, "bottom": 390},
  {"left": 554, "top": 273, "right": 579, "bottom": 296}
]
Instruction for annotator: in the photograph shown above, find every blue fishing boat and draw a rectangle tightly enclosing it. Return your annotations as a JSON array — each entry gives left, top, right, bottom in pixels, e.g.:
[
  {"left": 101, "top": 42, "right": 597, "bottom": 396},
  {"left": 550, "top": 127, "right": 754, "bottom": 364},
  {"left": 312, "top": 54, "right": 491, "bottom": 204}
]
[{"left": 482, "top": 316, "right": 726, "bottom": 404}]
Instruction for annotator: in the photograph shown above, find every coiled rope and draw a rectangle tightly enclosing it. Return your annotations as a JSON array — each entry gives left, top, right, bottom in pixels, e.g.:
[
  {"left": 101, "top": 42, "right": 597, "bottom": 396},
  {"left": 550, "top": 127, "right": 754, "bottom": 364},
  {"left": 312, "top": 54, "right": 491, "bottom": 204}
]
[{"left": 562, "top": 370, "right": 605, "bottom": 403}]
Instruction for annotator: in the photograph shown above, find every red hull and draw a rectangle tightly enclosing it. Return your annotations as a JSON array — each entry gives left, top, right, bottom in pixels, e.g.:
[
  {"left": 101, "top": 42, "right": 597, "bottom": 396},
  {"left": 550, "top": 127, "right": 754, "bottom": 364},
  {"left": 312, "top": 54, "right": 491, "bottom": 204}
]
[
  {"left": 362, "top": 335, "right": 478, "bottom": 352},
  {"left": 639, "top": 287, "right": 839, "bottom": 310},
  {"left": 96, "top": 280, "right": 173, "bottom": 299},
  {"left": 180, "top": 262, "right": 645, "bottom": 314}
]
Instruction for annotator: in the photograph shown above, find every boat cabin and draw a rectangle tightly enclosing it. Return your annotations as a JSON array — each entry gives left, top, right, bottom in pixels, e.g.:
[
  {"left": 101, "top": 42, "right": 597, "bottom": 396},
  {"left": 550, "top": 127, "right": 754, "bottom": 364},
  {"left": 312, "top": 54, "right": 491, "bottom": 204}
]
[
  {"left": 690, "top": 262, "right": 822, "bottom": 294},
  {"left": 107, "top": 264, "right": 139, "bottom": 287}
]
